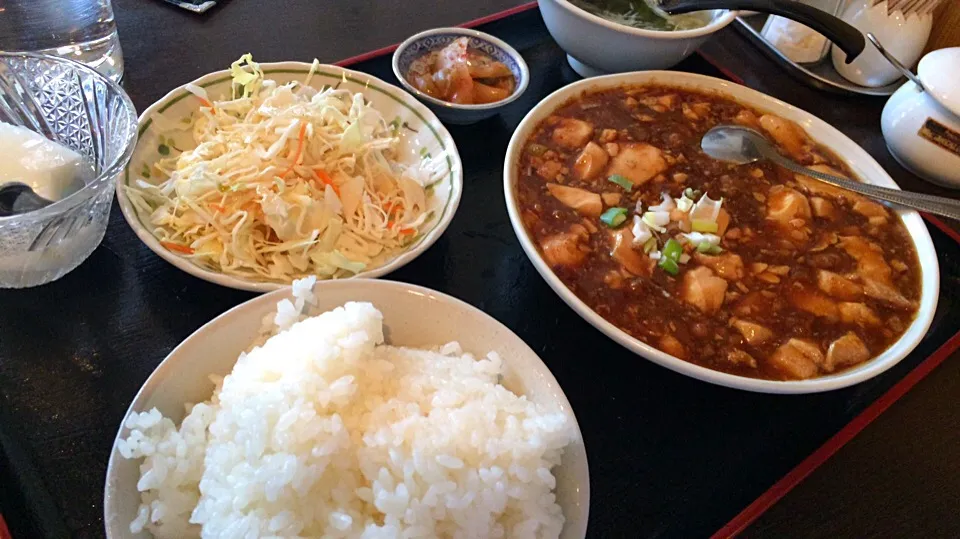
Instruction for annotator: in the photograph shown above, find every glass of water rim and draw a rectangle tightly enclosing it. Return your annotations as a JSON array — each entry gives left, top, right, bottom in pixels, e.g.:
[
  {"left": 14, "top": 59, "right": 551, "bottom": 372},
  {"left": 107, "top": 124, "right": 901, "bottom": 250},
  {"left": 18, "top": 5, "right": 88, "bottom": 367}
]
[
  {"left": 0, "top": 52, "right": 137, "bottom": 288},
  {"left": 0, "top": 0, "right": 124, "bottom": 81}
]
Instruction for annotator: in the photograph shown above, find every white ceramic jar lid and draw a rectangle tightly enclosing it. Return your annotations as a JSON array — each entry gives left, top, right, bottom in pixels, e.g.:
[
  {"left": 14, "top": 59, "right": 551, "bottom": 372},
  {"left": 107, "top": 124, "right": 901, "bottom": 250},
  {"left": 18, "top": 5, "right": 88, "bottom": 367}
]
[{"left": 918, "top": 47, "right": 960, "bottom": 117}]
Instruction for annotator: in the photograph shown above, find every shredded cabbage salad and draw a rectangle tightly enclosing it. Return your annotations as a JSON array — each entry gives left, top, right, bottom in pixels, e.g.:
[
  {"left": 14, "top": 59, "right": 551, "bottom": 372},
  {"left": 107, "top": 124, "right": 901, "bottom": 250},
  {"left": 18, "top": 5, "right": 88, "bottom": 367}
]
[{"left": 126, "top": 54, "right": 448, "bottom": 282}]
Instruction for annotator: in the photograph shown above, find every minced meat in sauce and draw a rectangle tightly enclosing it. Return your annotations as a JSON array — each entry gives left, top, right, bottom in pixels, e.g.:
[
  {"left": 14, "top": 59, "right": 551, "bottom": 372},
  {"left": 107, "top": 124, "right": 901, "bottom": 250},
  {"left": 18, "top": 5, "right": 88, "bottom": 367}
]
[{"left": 515, "top": 86, "right": 920, "bottom": 380}]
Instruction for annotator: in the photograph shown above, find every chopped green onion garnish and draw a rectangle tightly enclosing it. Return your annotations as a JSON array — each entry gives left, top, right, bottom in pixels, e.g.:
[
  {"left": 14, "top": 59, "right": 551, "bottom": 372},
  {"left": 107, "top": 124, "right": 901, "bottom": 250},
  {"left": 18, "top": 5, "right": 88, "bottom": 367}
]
[
  {"left": 643, "top": 237, "right": 658, "bottom": 253},
  {"left": 696, "top": 242, "right": 723, "bottom": 255},
  {"left": 662, "top": 238, "right": 682, "bottom": 261},
  {"left": 641, "top": 211, "right": 669, "bottom": 232},
  {"left": 691, "top": 219, "right": 719, "bottom": 233},
  {"left": 528, "top": 143, "right": 548, "bottom": 156},
  {"left": 659, "top": 257, "right": 679, "bottom": 275},
  {"left": 676, "top": 195, "right": 694, "bottom": 213},
  {"left": 600, "top": 207, "right": 628, "bottom": 227},
  {"left": 608, "top": 174, "right": 634, "bottom": 192},
  {"left": 641, "top": 213, "right": 657, "bottom": 229}
]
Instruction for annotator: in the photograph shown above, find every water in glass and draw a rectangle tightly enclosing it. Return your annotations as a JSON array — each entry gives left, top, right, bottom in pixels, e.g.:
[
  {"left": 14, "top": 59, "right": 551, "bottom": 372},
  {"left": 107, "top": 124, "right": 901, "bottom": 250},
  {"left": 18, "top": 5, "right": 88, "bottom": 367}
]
[{"left": 0, "top": 0, "right": 124, "bottom": 81}]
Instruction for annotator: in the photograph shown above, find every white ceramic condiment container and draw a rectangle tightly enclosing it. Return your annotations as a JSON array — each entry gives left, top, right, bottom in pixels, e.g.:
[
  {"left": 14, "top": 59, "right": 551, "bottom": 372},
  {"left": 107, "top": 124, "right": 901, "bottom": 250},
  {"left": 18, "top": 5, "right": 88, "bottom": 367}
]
[
  {"left": 761, "top": 0, "right": 846, "bottom": 64},
  {"left": 833, "top": 0, "right": 932, "bottom": 87},
  {"left": 881, "top": 47, "right": 960, "bottom": 188}
]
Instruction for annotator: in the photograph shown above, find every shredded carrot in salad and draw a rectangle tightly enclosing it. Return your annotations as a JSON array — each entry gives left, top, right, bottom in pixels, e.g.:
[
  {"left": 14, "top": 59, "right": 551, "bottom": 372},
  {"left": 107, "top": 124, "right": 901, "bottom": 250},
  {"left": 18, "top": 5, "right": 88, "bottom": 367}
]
[
  {"left": 312, "top": 168, "right": 340, "bottom": 196},
  {"left": 160, "top": 241, "right": 194, "bottom": 255},
  {"left": 280, "top": 123, "right": 308, "bottom": 179},
  {"left": 124, "top": 54, "right": 448, "bottom": 282}
]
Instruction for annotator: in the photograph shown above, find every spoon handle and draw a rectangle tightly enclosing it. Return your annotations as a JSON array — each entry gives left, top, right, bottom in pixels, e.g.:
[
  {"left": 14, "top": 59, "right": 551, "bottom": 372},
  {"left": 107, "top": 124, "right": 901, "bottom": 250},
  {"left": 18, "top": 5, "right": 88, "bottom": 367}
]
[
  {"left": 865, "top": 33, "right": 925, "bottom": 90},
  {"left": 0, "top": 182, "right": 54, "bottom": 217},
  {"left": 658, "top": 0, "right": 866, "bottom": 62},
  {"left": 764, "top": 153, "right": 960, "bottom": 221}
]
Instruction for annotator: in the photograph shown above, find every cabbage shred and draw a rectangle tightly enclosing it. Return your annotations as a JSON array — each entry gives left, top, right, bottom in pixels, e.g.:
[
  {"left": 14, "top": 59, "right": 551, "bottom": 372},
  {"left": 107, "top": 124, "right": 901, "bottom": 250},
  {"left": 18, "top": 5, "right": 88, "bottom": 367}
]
[{"left": 127, "top": 55, "right": 446, "bottom": 282}]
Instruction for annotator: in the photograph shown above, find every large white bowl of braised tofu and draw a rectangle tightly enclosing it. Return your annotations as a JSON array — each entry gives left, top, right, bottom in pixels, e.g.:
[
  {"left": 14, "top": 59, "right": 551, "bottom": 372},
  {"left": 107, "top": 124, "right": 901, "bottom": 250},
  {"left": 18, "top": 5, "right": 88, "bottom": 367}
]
[{"left": 504, "top": 71, "right": 939, "bottom": 394}]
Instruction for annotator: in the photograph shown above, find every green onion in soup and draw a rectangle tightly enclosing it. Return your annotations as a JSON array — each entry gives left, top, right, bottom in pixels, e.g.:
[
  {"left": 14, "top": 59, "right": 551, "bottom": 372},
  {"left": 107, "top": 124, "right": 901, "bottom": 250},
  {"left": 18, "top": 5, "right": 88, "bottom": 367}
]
[{"left": 569, "top": 0, "right": 713, "bottom": 31}]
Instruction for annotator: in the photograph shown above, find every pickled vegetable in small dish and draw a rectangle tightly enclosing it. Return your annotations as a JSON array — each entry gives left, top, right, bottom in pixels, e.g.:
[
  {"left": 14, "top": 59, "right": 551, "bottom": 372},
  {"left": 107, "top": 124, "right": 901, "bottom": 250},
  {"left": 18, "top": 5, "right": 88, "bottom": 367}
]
[
  {"left": 407, "top": 37, "right": 517, "bottom": 105},
  {"left": 392, "top": 28, "right": 529, "bottom": 125}
]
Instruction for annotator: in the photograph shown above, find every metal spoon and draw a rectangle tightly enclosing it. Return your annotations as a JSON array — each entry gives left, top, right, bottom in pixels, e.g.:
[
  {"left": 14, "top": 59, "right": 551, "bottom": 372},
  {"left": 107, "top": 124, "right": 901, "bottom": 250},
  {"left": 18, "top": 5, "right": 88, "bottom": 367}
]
[
  {"left": 865, "top": 32, "right": 958, "bottom": 117},
  {"left": 865, "top": 33, "right": 926, "bottom": 90},
  {"left": 659, "top": 0, "right": 866, "bottom": 62},
  {"left": 0, "top": 182, "right": 56, "bottom": 217},
  {"left": 701, "top": 125, "right": 960, "bottom": 220}
]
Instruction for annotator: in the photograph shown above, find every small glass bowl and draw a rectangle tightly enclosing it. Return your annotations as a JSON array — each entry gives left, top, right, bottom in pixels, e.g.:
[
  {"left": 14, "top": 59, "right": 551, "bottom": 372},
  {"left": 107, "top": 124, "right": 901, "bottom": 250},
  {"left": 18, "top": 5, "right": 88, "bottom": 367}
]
[{"left": 0, "top": 52, "right": 137, "bottom": 288}]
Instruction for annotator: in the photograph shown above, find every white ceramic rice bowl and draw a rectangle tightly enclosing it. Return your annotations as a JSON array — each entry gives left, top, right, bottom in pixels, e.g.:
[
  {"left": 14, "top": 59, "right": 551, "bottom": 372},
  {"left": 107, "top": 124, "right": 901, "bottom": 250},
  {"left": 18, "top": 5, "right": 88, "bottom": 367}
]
[
  {"left": 503, "top": 71, "right": 939, "bottom": 394},
  {"left": 104, "top": 279, "right": 589, "bottom": 538}
]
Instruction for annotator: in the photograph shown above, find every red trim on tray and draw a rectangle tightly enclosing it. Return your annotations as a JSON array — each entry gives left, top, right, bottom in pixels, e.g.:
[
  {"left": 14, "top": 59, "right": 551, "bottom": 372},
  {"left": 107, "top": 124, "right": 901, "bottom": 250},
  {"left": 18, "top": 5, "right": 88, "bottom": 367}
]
[
  {"left": 696, "top": 51, "right": 747, "bottom": 85},
  {"left": 456, "top": 1, "right": 539, "bottom": 28},
  {"left": 335, "top": 1, "right": 539, "bottom": 68},
  {"left": 0, "top": 513, "right": 11, "bottom": 539},
  {"left": 334, "top": 44, "right": 401, "bottom": 68},
  {"left": 713, "top": 330, "right": 960, "bottom": 538},
  {"left": 924, "top": 215, "right": 960, "bottom": 245}
]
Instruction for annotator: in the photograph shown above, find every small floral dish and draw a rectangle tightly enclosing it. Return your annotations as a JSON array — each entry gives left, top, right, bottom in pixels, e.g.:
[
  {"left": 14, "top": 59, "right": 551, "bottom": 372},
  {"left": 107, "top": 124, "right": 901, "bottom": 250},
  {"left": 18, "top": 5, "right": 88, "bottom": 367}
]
[
  {"left": 116, "top": 62, "right": 463, "bottom": 293},
  {"left": 392, "top": 28, "right": 530, "bottom": 125}
]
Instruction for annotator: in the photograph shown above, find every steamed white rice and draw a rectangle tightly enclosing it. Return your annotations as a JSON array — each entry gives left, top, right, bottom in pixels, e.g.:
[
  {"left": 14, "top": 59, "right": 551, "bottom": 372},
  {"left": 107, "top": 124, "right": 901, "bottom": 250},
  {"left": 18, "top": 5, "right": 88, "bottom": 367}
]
[{"left": 117, "top": 278, "right": 574, "bottom": 538}]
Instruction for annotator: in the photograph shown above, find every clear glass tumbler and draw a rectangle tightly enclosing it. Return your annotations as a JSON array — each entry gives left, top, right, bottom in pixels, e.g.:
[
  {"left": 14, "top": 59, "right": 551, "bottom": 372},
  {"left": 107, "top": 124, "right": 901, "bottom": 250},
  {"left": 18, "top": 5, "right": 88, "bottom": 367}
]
[
  {"left": 0, "top": 0, "right": 124, "bottom": 82},
  {"left": 0, "top": 52, "right": 137, "bottom": 288}
]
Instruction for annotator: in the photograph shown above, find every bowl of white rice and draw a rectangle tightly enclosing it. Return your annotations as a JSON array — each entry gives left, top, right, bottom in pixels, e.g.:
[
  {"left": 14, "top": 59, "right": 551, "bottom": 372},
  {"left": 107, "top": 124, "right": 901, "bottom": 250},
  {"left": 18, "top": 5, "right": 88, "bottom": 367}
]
[{"left": 104, "top": 278, "right": 589, "bottom": 538}]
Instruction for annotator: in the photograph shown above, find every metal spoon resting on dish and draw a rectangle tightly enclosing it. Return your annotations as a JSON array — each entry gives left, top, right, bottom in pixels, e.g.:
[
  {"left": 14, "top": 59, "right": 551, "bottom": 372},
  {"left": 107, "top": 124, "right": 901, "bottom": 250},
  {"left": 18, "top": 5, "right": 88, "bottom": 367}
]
[
  {"left": 0, "top": 122, "right": 89, "bottom": 217},
  {"left": 0, "top": 182, "right": 61, "bottom": 216},
  {"left": 701, "top": 125, "right": 960, "bottom": 220}
]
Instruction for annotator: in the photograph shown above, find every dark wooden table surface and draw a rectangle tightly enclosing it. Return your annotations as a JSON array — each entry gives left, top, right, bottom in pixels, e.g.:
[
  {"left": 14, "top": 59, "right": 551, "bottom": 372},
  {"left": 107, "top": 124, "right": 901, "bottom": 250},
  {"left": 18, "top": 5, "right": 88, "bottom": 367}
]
[{"left": 1, "top": 2, "right": 958, "bottom": 538}]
